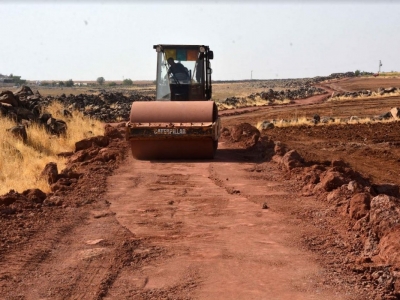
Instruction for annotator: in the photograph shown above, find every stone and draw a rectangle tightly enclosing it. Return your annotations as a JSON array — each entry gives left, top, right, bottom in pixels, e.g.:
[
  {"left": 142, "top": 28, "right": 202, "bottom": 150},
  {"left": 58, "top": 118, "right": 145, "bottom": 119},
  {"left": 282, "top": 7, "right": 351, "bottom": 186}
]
[
  {"left": 379, "top": 226, "right": 400, "bottom": 266},
  {"left": 372, "top": 184, "right": 399, "bottom": 198},
  {"left": 349, "top": 193, "right": 371, "bottom": 220},
  {"left": 370, "top": 194, "right": 400, "bottom": 238},
  {"left": 75, "top": 136, "right": 110, "bottom": 152},
  {"left": 229, "top": 123, "right": 260, "bottom": 148},
  {"left": 347, "top": 180, "right": 364, "bottom": 193},
  {"left": 47, "top": 117, "right": 67, "bottom": 136},
  {"left": 390, "top": 107, "right": 400, "bottom": 119},
  {"left": 14, "top": 85, "right": 34, "bottom": 96},
  {"left": 16, "top": 107, "right": 36, "bottom": 120},
  {"left": 104, "top": 124, "right": 123, "bottom": 139},
  {"left": 320, "top": 170, "right": 347, "bottom": 192},
  {"left": 274, "top": 141, "right": 286, "bottom": 156},
  {"left": 39, "top": 113, "right": 52, "bottom": 124},
  {"left": 22, "top": 188, "right": 47, "bottom": 204},
  {"left": 40, "top": 162, "right": 58, "bottom": 184},
  {"left": 384, "top": 87, "right": 397, "bottom": 93},
  {"left": 260, "top": 121, "right": 275, "bottom": 130},
  {"left": 0, "top": 91, "right": 19, "bottom": 106},
  {"left": 379, "top": 112, "right": 392, "bottom": 120},
  {"left": 331, "top": 159, "right": 347, "bottom": 168},
  {"left": 61, "top": 109, "right": 72, "bottom": 117},
  {"left": 7, "top": 125, "right": 27, "bottom": 142},
  {"left": 281, "top": 150, "right": 304, "bottom": 170}
]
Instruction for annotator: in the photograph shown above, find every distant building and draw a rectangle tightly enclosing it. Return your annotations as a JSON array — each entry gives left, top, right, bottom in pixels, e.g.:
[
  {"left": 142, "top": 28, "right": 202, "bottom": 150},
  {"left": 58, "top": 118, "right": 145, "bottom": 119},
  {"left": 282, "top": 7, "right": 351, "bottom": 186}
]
[{"left": 74, "top": 82, "right": 88, "bottom": 86}]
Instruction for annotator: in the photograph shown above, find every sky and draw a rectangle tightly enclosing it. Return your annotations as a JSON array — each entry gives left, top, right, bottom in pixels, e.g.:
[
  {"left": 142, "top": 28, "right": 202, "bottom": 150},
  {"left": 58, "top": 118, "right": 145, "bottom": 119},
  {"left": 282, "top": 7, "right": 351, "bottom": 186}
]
[{"left": 1, "top": 0, "right": 399, "bottom": 81}]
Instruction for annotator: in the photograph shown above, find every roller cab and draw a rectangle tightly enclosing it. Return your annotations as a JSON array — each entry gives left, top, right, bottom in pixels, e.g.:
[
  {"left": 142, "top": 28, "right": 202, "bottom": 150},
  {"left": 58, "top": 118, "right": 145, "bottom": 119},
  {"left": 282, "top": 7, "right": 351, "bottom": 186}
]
[{"left": 126, "top": 44, "right": 220, "bottom": 160}]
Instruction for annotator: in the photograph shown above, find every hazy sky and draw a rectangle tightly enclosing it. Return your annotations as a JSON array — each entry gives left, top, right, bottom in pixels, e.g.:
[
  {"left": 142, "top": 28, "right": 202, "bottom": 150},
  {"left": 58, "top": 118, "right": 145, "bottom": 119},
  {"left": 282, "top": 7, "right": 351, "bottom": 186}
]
[{"left": 1, "top": 1, "right": 399, "bottom": 81}]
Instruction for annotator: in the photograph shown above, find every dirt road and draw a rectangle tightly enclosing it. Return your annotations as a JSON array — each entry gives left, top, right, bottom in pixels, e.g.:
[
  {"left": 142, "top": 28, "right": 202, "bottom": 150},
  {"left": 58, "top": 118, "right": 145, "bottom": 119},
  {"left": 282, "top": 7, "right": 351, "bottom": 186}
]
[
  {"left": 0, "top": 138, "right": 369, "bottom": 299},
  {"left": 105, "top": 143, "right": 353, "bottom": 299}
]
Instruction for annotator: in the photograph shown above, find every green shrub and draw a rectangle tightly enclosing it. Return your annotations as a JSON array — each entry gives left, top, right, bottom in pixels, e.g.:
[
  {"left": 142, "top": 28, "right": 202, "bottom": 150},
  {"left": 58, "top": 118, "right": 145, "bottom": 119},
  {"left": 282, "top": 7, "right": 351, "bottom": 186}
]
[{"left": 123, "top": 78, "right": 133, "bottom": 85}]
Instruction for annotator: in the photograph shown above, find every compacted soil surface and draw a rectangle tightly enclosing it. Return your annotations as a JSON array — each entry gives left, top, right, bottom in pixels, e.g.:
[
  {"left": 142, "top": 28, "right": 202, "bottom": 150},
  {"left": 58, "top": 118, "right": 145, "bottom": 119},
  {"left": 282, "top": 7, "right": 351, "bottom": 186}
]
[{"left": 1, "top": 77, "right": 400, "bottom": 299}]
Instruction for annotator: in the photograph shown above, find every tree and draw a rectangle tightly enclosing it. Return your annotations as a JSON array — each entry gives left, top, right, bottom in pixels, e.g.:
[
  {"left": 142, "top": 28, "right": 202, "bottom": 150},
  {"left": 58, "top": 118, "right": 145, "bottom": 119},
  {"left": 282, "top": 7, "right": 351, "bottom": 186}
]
[
  {"left": 97, "top": 77, "right": 105, "bottom": 85},
  {"left": 355, "top": 70, "right": 361, "bottom": 76},
  {"left": 123, "top": 78, "right": 133, "bottom": 85},
  {"left": 108, "top": 81, "right": 117, "bottom": 86},
  {"left": 65, "top": 79, "right": 74, "bottom": 87}
]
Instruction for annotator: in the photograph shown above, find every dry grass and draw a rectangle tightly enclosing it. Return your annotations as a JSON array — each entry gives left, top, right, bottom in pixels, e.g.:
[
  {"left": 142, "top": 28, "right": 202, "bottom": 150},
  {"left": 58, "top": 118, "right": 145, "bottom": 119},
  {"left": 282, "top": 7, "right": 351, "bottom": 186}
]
[
  {"left": 0, "top": 102, "right": 104, "bottom": 195},
  {"left": 328, "top": 90, "right": 400, "bottom": 102},
  {"left": 378, "top": 72, "right": 400, "bottom": 77},
  {"left": 256, "top": 116, "right": 311, "bottom": 130},
  {"left": 45, "top": 102, "right": 104, "bottom": 149},
  {"left": 22, "top": 82, "right": 156, "bottom": 97},
  {"left": 257, "top": 115, "right": 397, "bottom": 131},
  {"left": 212, "top": 82, "right": 285, "bottom": 102},
  {"left": 0, "top": 118, "right": 63, "bottom": 194},
  {"left": 217, "top": 96, "right": 292, "bottom": 111},
  {"left": 217, "top": 96, "right": 269, "bottom": 110}
]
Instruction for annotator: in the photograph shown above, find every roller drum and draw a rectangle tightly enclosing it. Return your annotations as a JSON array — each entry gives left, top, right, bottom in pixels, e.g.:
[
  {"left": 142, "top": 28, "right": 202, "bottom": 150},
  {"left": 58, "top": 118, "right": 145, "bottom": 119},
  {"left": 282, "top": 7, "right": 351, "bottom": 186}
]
[{"left": 127, "top": 101, "right": 219, "bottom": 160}]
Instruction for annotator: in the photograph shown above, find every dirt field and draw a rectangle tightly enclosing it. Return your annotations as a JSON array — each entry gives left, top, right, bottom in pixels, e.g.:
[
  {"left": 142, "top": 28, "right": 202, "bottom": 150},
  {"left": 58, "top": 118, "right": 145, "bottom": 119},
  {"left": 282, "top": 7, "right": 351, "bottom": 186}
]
[
  {"left": 1, "top": 77, "right": 400, "bottom": 299},
  {"left": 223, "top": 77, "right": 400, "bottom": 186}
]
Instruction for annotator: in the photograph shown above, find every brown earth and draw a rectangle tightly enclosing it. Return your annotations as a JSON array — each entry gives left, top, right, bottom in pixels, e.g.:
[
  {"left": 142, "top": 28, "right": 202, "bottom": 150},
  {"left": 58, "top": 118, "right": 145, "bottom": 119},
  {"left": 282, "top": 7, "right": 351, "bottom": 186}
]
[{"left": 1, "top": 77, "right": 400, "bottom": 299}]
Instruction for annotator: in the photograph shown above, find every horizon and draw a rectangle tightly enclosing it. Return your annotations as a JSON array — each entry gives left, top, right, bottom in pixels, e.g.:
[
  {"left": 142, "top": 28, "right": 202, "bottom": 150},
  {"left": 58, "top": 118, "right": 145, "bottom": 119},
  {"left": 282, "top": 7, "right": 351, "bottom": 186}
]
[{"left": 2, "top": 70, "right": 390, "bottom": 84}]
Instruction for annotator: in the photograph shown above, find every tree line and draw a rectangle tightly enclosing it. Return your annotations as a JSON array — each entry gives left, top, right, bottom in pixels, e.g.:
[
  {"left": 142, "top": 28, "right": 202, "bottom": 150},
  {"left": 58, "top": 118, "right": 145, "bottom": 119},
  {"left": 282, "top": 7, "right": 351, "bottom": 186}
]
[
  {"left": 39, "top": 77, "right": 134, "bottom": 87},
  {"left": 96, "top": 77, "right": 134, "bottom": 86}
]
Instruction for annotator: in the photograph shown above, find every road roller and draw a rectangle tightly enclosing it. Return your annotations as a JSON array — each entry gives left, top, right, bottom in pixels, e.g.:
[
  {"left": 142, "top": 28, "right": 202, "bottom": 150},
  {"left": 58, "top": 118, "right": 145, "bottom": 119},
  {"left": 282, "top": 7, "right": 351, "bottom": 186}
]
[{"left": 126, "top": 44, "right": 220, "bottom": 159}]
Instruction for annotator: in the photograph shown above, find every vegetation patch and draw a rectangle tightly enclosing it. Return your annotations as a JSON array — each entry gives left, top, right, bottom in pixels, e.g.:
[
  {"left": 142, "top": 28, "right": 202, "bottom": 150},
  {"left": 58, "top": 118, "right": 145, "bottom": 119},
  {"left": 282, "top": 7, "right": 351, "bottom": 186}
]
[{"left": 0, "top": 101, "right": 104, "bottom": 194}]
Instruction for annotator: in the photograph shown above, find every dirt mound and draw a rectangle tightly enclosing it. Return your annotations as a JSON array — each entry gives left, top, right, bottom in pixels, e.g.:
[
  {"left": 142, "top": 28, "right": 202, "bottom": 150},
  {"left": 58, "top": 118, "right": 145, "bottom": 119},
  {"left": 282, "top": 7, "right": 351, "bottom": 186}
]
[
  {"left": 265, "top": 122, "right": 400, "bottom": 187},
  {"left": 272, "top": 139, "right": 400, "bottom": 297},
  {"left": 222, "top": 123, "right": 260, "bottom": 148}
]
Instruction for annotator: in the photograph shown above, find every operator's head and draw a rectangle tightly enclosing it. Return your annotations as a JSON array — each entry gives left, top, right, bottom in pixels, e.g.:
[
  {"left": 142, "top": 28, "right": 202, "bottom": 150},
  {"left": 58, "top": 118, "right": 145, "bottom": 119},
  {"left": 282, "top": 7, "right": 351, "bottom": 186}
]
[{"left": 167, "top": 57, "right": 175, "bottom": 65}]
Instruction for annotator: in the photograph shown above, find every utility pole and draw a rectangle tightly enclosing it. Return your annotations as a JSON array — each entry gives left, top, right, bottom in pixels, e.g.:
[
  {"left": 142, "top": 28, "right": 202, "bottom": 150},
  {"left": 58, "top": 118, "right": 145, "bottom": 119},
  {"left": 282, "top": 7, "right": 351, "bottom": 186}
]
[
  {"left": 251, "top": 70, "right": 253, "bottom": 80},
  {"left": 379, "top": 60, "right": 382, "bottom": 73}
]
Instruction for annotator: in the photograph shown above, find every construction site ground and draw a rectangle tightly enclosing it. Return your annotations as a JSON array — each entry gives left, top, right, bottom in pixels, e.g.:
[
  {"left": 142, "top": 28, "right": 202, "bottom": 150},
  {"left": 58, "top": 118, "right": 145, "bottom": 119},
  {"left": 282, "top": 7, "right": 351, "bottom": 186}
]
[{"left": 1, "top": 76, "right": 400, "bottom": 299}]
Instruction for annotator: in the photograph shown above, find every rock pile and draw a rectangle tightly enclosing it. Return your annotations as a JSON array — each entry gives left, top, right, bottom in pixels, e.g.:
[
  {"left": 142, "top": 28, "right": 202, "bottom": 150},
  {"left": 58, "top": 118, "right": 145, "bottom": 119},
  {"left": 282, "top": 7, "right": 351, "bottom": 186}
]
[
  {"left": 1, "top": 86, "right": 68, "bottom": 136},
  {"left": 0, "top": 86, "right": 154, "bottom": 126},
  {"left": 216, "top": 71, "right": 357, "bottom": 90},
  {"left": 259, "top": 106, "right": 400, "bottom": 127},
  {"left": 222, "top": 86, "right": 326, "bottom": 107},
  {"left": 258, "top": 86, "right": 326, "bottom": 101},
  {"left": 333, "top": 87, "right": 399, "bottom": 99},
  {"left": 313, "top": 71, "right": 357, "bottom": 82},
  {"left": 51, "top": 91, "right": 153, "bottom": 122},
  {"left": 228, "top": 123, "right": 260, "bottom": 148}
]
